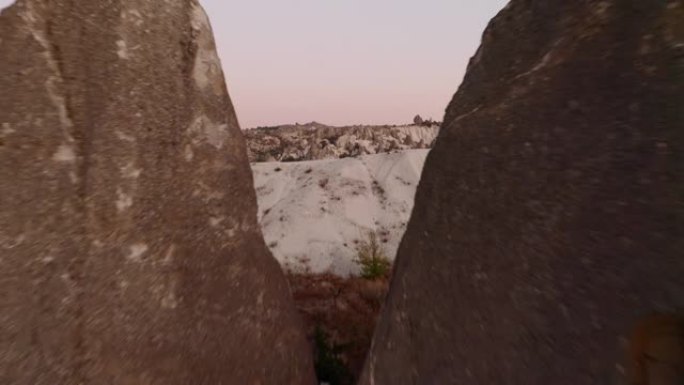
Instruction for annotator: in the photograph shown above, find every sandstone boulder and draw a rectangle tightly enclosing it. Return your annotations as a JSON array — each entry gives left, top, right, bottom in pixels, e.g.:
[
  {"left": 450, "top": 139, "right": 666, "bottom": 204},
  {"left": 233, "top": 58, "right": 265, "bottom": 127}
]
[
  {"left": 361, "top": 1, "right": 683, "bottom": 384},
  {"left": 0, "top": 1, "right": 314, "bottom": 384}
]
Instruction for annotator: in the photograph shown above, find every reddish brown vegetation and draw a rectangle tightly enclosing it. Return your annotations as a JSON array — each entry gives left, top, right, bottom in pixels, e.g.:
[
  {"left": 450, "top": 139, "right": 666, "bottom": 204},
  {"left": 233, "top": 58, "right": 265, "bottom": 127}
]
[{"left": 287, "top": 273, "right": 390, "bottom": 381}]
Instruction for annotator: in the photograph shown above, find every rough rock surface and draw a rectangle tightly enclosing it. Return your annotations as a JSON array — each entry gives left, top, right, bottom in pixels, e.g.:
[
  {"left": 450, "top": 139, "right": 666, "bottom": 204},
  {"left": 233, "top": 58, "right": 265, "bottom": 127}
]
[
  {"left": 245, "top": 122, "right": 439, "bottom": 162},
  {"left": 361, "top": 1, "right": 683, "bottom": 384},
  {"left": 0, "top": 1, "right": 314, "bottom": 384}
]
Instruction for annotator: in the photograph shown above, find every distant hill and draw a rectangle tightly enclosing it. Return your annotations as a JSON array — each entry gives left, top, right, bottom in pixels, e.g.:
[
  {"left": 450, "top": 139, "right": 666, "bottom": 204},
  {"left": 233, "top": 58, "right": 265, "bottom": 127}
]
[{"left": 244, "top": 122, "right": 439, "bottom": 162}]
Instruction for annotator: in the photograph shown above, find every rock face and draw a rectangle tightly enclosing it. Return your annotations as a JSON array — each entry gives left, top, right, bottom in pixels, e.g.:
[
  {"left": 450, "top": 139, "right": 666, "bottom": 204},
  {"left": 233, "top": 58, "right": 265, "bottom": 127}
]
[
  {"left": 361, "top": 1, "right": 683, "bottom": 384},
  {"left": 245, "top": 122, "right": 439, "bottom": 162},
  {"left": 0, "top": 1, "right": 314, "bottom": 384}
]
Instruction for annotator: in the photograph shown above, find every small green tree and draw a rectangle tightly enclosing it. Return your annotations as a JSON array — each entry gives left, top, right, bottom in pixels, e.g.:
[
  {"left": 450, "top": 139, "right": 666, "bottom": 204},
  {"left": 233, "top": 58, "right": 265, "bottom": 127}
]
[{"left": 355, "top": 231, "right": 391, "bottom": 280}]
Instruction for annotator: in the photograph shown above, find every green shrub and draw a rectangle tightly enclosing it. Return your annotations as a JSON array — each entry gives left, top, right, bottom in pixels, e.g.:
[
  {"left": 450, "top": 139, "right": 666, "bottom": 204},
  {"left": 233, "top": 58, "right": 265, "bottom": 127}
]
[{"left": 355, "top": 231, "right": 391, "bottom": 280}]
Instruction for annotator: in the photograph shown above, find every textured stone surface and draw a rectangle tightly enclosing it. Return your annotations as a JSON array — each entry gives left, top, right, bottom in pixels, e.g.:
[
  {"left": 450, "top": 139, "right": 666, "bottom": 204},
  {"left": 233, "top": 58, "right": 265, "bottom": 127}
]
[
  {"left": 0, "top": 1, "right": 315, "bottom": 384},
  {"left": 361, "top": 1, "right": 683, "bottom": 384}
]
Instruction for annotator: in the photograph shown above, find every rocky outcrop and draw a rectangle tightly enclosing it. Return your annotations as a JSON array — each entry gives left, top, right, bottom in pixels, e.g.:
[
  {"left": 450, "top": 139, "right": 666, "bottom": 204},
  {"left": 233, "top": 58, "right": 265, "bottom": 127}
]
[
  {"left": 245, "top": 122, "right": 439, "bottom": 162},
  {"left": 0, "top": 1, "right": 314, "bottom": 384},
  {"left": 362, "top": 1, "right": 683, "bottom": 384}
]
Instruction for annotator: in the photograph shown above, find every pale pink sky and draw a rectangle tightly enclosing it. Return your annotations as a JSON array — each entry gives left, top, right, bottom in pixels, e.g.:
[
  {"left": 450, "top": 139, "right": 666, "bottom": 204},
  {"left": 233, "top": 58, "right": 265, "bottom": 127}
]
[
  {"left": 201, "top": 0, "right": 508, "bottom": 128},
  {"left": 0, "top": 0, "right": 508, "bottom": 128}
]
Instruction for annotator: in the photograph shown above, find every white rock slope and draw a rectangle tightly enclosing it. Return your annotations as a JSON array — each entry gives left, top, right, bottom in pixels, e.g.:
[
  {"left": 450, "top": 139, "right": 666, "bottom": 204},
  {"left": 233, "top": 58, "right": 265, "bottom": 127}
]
[{"left": 252, "top": 149, "right": 429, "bottom": 276}]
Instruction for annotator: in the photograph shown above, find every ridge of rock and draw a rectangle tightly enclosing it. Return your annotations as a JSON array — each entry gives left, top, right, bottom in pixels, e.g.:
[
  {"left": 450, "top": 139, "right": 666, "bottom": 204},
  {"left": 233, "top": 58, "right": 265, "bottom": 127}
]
[{"left": 245, "top": 123, "right": 439, "bottom": 162}]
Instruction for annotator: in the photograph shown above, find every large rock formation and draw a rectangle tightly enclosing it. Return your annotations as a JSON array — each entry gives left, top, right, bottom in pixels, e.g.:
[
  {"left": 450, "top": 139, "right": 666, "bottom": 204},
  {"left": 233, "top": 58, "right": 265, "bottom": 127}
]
[
  {"left": 0, "top": 1, "right": 314, "bottom": 384},
  {"left": 362, "top": 1, "right": 683, "bottom": 384}
]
